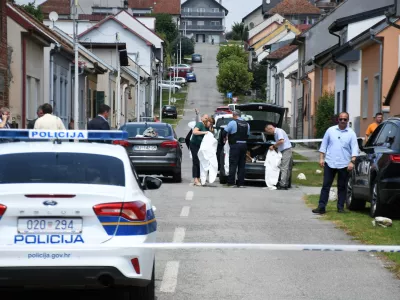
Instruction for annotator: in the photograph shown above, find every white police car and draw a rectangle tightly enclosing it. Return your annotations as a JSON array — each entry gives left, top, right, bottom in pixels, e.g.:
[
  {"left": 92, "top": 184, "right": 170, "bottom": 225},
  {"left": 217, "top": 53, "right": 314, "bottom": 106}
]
[{"left": 0, "top": 129, "right": 161, "bottom": 299}]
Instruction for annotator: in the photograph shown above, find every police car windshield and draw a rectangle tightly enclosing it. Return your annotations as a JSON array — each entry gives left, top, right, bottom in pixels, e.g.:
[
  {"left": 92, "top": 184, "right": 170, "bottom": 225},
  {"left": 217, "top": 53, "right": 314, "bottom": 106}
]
[
  {"left": 121, "top": 124, "right": 173, "bottom": 138},
  {"left": 0, "top": 153, "right": 125, "bottom": 186}
]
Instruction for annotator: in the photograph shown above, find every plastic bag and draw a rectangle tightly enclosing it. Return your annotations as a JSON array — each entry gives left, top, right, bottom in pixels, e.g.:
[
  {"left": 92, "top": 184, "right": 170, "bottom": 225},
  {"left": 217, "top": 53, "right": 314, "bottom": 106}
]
[
  {"left": 198, "top": 132, "right": 218, "bottom": 185},
  {"left": 264, "top": 150, "right": 282, "bottom": 188},
  {"left": 223, "top": 140, "right": 230, "bottom": 175}
]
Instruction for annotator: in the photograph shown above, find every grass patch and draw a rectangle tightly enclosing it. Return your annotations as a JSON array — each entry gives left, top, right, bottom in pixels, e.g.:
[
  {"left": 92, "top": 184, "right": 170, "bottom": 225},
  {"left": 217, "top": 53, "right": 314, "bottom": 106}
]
[
  {"left": 154, "top": 88, "right": 188, "bottom": 129},
  {"left": 292, "top": 162, "right": 334, "bottom": 187},
  {"left": 293, "top": 152, "right": 309, "bottom": 161},
  {"left": 304, "top": 194, "right": 400, "bottom": 277}
]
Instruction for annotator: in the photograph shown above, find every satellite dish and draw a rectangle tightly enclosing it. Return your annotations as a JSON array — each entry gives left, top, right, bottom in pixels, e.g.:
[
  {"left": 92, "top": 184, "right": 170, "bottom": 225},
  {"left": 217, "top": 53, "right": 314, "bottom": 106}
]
[{"left": 49, "top": 11, "right": 59, "bottom": 22}]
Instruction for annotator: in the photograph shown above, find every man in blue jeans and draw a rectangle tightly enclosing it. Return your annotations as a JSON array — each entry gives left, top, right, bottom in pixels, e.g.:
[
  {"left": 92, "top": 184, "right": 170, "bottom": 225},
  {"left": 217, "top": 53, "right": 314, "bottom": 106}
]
[
  {"left": 312, "top": 112, "right": 359, "bottom": 214},
  {"left": 224, "top": 110, "right": 250, "bottom": 188}
]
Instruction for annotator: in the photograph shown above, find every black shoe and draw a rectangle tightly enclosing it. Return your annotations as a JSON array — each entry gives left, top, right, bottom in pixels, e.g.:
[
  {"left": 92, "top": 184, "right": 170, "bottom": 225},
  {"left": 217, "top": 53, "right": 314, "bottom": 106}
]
[
  {"left": 337, "top": 208, "right": 346, "bottom": 213},
  {"left": 312, "top": 207, "right": 326, "bottom": 214},
  {"left": 277, "top": 185, "right": 288, "bottom": 190}
]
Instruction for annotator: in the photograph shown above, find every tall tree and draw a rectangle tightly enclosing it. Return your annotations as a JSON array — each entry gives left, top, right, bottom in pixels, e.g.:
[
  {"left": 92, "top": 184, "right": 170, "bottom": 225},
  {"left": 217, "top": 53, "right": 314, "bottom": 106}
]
[
  {"left": 216, "top": 45, "right": 247, "bottom": 65},
  {"left": 171, "top": 36, "right": 195, "bottom": 59},
  {"left": 217, "top": 60, "right": 253, "bottom": 94},
  {"left": 152, "top": 13, "right": 178, "bottom": 44},
  {"left": 231, "top": 22, "right": 244, "bottom": 41}
]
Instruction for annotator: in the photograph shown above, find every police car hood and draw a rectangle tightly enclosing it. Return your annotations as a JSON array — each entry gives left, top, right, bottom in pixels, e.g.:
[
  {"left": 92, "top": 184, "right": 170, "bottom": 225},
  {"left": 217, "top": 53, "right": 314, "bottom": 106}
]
[{"left": 236, "top": 103, "right": 285, "bottom": 131}]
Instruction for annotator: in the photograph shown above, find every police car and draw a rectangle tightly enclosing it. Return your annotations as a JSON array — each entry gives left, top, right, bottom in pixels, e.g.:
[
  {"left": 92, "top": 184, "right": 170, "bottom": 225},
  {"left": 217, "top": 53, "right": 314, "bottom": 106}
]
[{"left": 0, "top": 129, "right": 160, "bottom": 299}]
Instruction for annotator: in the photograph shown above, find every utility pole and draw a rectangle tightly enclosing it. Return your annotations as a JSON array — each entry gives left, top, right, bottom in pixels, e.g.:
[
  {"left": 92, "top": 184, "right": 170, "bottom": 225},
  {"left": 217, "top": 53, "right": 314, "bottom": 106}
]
[
  {"left": 159, "top": 65, "right": 163, "bottom": 121},
  {"left": 116, "top": 32, "right": 121, "bottom": 129},
  {"left": 73, "top": 0, "right": 79, "bottom": 130},
  {"left": 179, "top": 32, "right": 182, "bottom": 65},
  {"left": 136, "top": 52, "right": 140, "bottom": 122}
]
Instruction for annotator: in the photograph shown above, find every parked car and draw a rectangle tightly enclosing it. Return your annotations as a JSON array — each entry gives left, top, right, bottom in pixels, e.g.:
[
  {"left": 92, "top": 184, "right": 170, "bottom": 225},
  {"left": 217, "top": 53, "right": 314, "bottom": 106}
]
[
  {"left": 115, "top": 122, "right": 184, "bottom": 182},
  {"left": 218, "top": 103, "right": 292, "bottom": 186},
  {"left": 168, "top": 68, "right": 192, "bottom": 78},
  {"left": 159, "top": 83, "right": 181, "bottom": 93},
  {"left": 215, "top": 106, "right": 232, "bottom": 114},
  {"left": 192, "top": 54, "right": 202, "bottom": 62},
  {"left": 346, "top": 117, "right": 400, "bottom": 217},
  {"left": 162, "top": 105, "right": 178, "bottom": 119},
  {"left": 170, "top": 77, "right": 186, "bottom": 86},
  {"left": 169, "top": 64, "right": 193, "bottom": 71},
  {"left": 186, "top": 72, "right": 197, "bottom": 82}
]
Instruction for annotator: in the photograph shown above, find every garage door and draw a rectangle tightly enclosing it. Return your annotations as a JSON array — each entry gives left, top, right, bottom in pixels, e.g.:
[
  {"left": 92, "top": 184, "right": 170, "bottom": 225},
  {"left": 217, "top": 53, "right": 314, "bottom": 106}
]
[{"left": 210, "top": 35, "right": 220, "bottom": 44}]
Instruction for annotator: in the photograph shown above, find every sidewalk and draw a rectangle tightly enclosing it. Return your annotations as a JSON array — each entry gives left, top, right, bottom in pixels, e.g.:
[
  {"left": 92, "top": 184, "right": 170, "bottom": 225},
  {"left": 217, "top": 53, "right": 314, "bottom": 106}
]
[{"left": 293, "top": 144, "right": 320, "bottom": 162}]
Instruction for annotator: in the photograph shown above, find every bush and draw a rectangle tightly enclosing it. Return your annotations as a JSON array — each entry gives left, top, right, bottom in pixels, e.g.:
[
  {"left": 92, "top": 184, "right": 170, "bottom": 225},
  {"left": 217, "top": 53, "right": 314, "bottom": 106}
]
[
  {"left": 216, "top": 45, "right": 247, "bottom": 65},
  {"left": 217, "top": 60, "right": 253, "bottom": 95},
  {"left": 315, "top": 91, "right": 335, "bottom": 138},
  {"left": 171, "top": 36, "right": 195, "bottom": 59}
]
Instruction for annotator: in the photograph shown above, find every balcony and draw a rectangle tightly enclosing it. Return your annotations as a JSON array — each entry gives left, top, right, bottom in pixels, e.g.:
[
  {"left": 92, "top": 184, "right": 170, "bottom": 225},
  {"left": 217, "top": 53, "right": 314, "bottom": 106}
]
[
  {"left": 179, "top": 24, "right": 225, "bottom": 32},
  {"left": 315, "top": 2, "right": 337, "bottom": 9},
  {"left": 181, "top": 11, "right": 225, "bottom": 18}
]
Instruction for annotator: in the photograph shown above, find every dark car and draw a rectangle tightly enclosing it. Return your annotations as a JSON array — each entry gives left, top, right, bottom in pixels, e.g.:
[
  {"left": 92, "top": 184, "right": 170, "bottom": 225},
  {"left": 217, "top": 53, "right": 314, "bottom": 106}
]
[
  {"left": 346, "top": 118, "right": 400, "bottom": 217},
  {"left": 162, "top": 105, "right": 178, "bottom": 119},
  {"left": 192, "top": 54, "right": 202, "bottom": 63},
  {"left": 186, "top": 72, "right": 197, "bottom": 82},
  {"left": 114, "top": 122, "right": 184, "bottom": 182},
  {"left": 218, "top": 103, "right": 292, "bottom": 185}
]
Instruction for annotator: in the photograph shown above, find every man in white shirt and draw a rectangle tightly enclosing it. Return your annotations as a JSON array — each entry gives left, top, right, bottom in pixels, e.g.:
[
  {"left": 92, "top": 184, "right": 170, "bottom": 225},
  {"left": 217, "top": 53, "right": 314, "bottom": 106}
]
[{"left": 34, "top": 103, "right": 65, "bottom": 130}]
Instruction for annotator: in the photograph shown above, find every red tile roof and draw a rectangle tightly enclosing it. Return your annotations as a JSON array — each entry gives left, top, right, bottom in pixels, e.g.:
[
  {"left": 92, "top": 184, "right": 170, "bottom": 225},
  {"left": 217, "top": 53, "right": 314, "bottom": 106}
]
[
  {"left": 39, "top": 0, "right": 70, "bottom": 15},
  {"left": 268, "top": 0, "right": 321, "bottom": 15},
  {"left": 78, "top": 14, "right": 106, "bottom": 21},
  {"left": 128, "top": 0, "right": 181, "bottom": 15},
  {"left": 266, "top": 45, "right": 298, "bottom": 60},
  {"left": 295, "top": 24, "right": 312, "bottom": 32}
]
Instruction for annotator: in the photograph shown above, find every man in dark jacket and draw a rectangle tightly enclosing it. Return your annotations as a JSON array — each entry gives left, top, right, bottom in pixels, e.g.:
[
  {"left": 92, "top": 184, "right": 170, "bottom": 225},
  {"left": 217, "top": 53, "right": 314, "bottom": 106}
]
[
  {"left": 87, "top": 104, "right": 111, "bottom": 130},
  {"left": 27, "top": 106, "right": 44, "bottom": 129}
]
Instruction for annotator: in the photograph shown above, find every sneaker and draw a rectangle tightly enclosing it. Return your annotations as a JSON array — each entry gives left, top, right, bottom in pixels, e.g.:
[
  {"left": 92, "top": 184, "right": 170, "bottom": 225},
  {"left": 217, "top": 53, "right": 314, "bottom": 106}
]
[
  {"left": 312, "top": 207, "right": 326, "bottom": 214},
  {"left": 237, "top": 185, "right": 246, "bottom": 188},
  {"left": 337, "top": 208, "right": 346, "bottom": 213}
]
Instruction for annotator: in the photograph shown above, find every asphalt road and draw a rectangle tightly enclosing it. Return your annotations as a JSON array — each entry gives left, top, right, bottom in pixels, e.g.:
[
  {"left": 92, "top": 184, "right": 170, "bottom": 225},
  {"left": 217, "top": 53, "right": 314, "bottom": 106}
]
[
  {"left": 149, "top": 43, "right": 400, "bottom": 299},
  {"left": 5, "top": 43, "right": 400, "bottom": 300}
]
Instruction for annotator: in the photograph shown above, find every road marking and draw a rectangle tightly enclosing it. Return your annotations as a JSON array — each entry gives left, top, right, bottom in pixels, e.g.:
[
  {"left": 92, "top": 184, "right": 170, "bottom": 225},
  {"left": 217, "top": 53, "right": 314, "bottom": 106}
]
[
  {"left": 185, "top": 191, "right": 194, "bottom": 201},
  {"left": 172, "top": 227, "right": 185, "bottom": 243},
  {"left": 180, "top": 206, "right": 190, "bottom": 217},
  {"left": 160, "top": 261, "right": 180, "bottom": 293}
]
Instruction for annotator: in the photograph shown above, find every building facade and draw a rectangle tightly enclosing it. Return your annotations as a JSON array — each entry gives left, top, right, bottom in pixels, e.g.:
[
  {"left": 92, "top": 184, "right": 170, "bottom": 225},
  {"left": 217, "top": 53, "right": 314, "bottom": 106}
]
[
  {"left": 180, "top": 0, "right": 228, "bottom": 44},
  {"left": 0, "top": 0, "right": 8, "bottom": 108}
]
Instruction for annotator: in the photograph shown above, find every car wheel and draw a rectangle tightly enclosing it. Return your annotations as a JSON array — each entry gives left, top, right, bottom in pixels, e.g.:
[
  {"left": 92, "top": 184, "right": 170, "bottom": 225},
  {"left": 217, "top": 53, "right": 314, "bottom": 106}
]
[
  {"left": 173, "top": 168, "right": 182, "bottom": 183},
  {"left": 369, "top": 182, "right": 387, "bottom": 218},
  {"left": 346, "top": 173, "right": 366, "bottom": 210},
  {"left": 124, "top": 262, "right": 155, "bottom": 300}
]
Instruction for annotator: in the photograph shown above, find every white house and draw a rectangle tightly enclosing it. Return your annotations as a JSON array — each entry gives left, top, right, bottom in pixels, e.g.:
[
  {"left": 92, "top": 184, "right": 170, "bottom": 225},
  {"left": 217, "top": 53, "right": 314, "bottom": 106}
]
[{"left": 248, "top": 13, "right": 285, "bottom": 41}]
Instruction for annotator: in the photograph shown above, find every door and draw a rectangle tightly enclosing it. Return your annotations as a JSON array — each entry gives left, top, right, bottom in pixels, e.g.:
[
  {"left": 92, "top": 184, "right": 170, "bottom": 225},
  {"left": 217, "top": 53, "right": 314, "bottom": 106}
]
[{"left": 202, "top": 34, "right": 206, "bottom": 43}]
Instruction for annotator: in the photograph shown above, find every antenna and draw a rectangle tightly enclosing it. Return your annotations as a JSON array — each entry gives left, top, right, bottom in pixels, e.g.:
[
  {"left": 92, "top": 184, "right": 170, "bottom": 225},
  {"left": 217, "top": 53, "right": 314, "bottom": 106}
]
[{"left": 49, "top": 11, "right": 59, "bottom": 28}]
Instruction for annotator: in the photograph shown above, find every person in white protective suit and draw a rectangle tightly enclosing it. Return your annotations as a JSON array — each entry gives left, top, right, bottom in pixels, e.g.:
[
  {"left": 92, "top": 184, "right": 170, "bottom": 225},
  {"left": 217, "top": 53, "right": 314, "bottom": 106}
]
[
  {"left": 265, "top": 124, "right": 293, "bottom": 190},
  {"left": 197, "top": 118, "right": 218, "bottom": 186}
]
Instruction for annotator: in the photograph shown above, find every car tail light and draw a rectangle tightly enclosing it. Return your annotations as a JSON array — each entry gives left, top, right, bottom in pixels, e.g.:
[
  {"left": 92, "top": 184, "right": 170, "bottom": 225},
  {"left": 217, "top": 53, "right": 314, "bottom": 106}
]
[
  {"left": 113, "top": 140, "right": 130, "bottom": 147},
  {"left": 25, "top": 194, "right": 76, "bottom": 198},
  {"left": 160, "top": 141, "right": 178, "bottom": 148},
  {"left": 390, "top": 154, "right": 400, "bottom": 163},
  {"left": 131, "top": 258, "right": 141, "bottom": 274},
  {"left": 93, "top": 201, "right": 146, "bottom": 221},
  {"left": 0, "top": 204, "right": 7, "bottom": 216}
]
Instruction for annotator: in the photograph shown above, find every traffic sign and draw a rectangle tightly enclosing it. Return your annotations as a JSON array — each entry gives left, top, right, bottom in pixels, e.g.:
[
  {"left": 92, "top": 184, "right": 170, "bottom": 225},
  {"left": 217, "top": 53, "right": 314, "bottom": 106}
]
[
  {"left": 232, "top": 97, "right": 238, "bottom": 103},
  {"left": 227, "top": 92, "right": 232, "bottom": 98}
]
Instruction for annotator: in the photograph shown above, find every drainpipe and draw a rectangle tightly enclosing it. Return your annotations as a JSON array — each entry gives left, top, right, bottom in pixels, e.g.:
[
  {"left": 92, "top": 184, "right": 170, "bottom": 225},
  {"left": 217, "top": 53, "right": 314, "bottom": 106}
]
[
  {"left": 329, "top": 27, "right": 348, "bottom": 113},
  {"left": 121, "top": 83, "right": 128, "bottom": 126},
  {"left": 84, "top": 75, "right": 88, "bottom": 128},
  {"left": 370, "top": 32, "right": 383, "bottom": 114},
  {"left": 22, "top": 38, "right": 27, "bottom": 128},
  {"left": 304, "top": 77, "right": 312, "bottom": 138},
  {"left": 290, "top": 74, "right": 297, "bottom": 138},
  {"left": 270, "top": 64, "right": 277, "bottom": 104}
]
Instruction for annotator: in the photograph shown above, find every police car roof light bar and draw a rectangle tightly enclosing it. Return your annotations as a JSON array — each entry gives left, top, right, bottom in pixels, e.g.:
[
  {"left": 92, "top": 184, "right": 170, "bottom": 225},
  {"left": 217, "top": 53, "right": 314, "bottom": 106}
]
[{"left": 0, "top": 130, "right": 128, "bottom": 141}]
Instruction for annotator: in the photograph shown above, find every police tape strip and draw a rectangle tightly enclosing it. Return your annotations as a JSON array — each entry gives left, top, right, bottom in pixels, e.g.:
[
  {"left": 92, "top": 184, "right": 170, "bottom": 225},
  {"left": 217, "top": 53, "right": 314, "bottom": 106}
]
[
  {"left": 4, "top": 243, "right": 400, "bottom": 253},
  {"left": 291, "top": 137, "right": 365, "bottom": 143}
]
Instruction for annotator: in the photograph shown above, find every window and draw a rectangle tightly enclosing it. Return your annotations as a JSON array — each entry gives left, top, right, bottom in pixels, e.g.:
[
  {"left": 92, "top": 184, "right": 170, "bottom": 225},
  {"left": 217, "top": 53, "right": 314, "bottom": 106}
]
[
  {"left": 0, "top": 153, "right": 125, "bottom": 186},
  {"left": 197, "top": 8, "right": 205, "bottom": 12},
  {"left": 212, "top": 8, "right": 219, "bottom": 12},
  {"left": 120, "top": 123, "right": 173, "bottom": 138},
  {"left": 374, "top": 123, "right": 394, "bottom": 147},
  {"left": 183, "top": 7, "right": 192, "bottom": 12},
  {"left": 197, "top": 21, "right": 204, "bottom": 26},
  {"left": 342, "top": 89, "right": 347, "bottom": 112},
  {"left": 336, "top": 91, "right": 341, "bottom": 114},
  {"left": 362, "top": 79, "right": 368, "bottom": 118},
  {"left": 373, "top": 74, "right": 380, "bottom": 116},
  {"left": 211, "top": 21, "right": 220, "bottom": 26},
  {"left": 87, "top": 88, "right": 92, "bottom": 119},
  {"left": 249, "top": 22, "right": 254, "bottom": 29},
  {"left": 365, "top": 123, "right": 384, "bottom": 147},
  {"left": 26, "top": 76, "right": 40, "bottom": 120}
]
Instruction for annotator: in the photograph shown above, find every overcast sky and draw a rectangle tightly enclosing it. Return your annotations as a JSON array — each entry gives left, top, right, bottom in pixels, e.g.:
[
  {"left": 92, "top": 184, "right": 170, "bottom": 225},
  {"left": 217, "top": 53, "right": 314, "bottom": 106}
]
[{"left": 16, "top": 0, "right": 262, "bottom": 31}]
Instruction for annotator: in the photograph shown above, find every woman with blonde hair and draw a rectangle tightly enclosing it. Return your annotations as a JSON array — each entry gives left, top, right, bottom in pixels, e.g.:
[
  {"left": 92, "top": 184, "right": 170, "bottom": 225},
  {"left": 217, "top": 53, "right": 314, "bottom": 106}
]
[{"left": 190, "top": 114, "right": 210, "bottom": 186}]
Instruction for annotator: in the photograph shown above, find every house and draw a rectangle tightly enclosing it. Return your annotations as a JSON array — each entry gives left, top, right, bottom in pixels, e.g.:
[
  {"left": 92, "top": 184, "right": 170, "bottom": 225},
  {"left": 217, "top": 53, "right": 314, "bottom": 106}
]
[
  {"left": 0, "top": 0, "right": 8, "bottom": 108},
  {"left": 248, "top": 13, "right": 285, "bottom": 47},
  {"left": 180, "top": 0, "right": 229, "bottom": 44},
  {"left": 242, "top": 5, "right": 263, "bottom": 30},
  {"left": 264, "top": 0, "right": 321, "bottom": 25},
  {"left": 78, "top": 15, "right": 155, "bottom": 120},
  {"left": 314, "top": 0, "right": 345, "bottom": 15}
]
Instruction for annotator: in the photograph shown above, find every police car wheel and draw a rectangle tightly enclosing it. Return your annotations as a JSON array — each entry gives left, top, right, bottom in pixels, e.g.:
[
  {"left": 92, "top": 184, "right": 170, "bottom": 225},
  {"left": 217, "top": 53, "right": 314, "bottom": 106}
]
[{"left": 125, "top": 263, "right": 155, "bottom": 300}]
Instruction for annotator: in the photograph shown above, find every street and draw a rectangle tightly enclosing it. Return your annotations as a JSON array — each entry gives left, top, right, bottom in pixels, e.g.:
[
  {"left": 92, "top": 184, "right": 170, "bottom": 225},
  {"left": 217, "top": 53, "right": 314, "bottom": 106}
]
[{"left": 5, "top": 43, "right": 400, "bottom": 300}]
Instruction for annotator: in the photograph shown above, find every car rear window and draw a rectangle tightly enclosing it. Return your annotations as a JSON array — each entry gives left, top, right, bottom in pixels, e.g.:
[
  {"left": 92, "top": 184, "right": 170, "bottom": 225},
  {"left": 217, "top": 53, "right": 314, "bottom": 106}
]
[
  {"left": 164, "top": 106, "right": 176, "bottom": 111},
  {"left": 121, "top": 124, "right": 173, "bottom": 138},
  {"left": 0, "top": 153, "right": 125, "bottom": 186}
]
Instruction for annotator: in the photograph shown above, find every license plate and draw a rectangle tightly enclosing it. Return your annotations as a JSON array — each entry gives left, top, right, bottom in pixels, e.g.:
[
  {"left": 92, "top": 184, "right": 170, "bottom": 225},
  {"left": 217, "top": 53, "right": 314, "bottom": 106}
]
[
  {"left": 134, "top": 145, "right": 157, "bottom": 151},
  {"left": 17, "top": 218, "right": 82, "bottom": 234}
]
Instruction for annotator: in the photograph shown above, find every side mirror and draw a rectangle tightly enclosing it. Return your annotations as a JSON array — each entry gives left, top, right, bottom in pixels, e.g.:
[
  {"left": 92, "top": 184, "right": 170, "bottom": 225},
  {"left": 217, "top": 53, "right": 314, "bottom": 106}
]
[
  {"left": 385, "top": 136, "right": 395, "bottom": 144},
  {"left": 142, "top": 176, "right": 162, "bottom": 190},
  {"left": 178, "top": 137, "right": 186, "bottom": 143}
]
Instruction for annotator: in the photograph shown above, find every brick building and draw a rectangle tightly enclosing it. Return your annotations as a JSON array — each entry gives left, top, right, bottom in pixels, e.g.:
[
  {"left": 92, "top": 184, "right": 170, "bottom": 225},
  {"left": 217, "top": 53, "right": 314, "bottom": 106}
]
[{"left": 0, "top": 0, "right": 9, "bottom": 107}]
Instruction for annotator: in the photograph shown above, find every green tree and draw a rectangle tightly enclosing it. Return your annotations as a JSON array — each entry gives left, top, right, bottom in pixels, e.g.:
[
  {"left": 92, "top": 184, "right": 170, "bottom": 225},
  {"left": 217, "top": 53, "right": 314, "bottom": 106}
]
[
  {"left": 250, "top": 63, "right": 267, "bottom": 95},
  {"left": 216, "top": 45, "right": 247, "bottom": 65},
  {"left": 152, "top": 13, "right": 178, "bottom": 44},
  {"left": 217, "top": 60, "right": 253, "bottom": 95},
  {"left": 315, "top": 91, "right": 335, "bottom": 138},
  {"left": 171, "top": 36, "right": 195, "bottom": 59},
  {"left": 231, "top": 22, "right": 244, "bottom": 41},
  {"left": 19, "top": 1, "right": 43, "bottom": 22}
]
